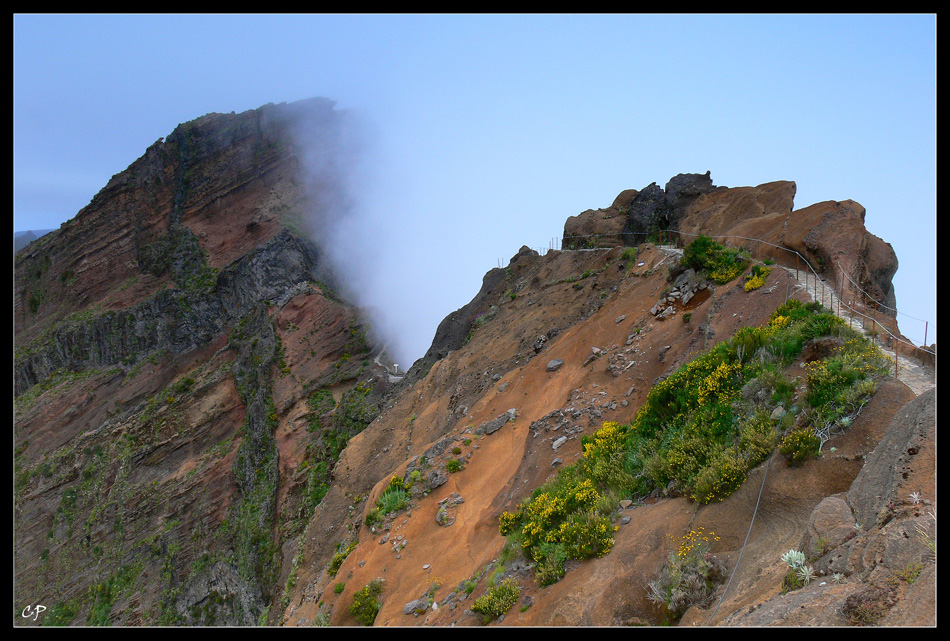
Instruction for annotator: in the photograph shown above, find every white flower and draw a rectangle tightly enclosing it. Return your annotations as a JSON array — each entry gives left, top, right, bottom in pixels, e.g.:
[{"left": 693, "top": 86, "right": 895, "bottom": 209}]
[{"left": 909, "top": 491, "right": 922, "bottom": 505}]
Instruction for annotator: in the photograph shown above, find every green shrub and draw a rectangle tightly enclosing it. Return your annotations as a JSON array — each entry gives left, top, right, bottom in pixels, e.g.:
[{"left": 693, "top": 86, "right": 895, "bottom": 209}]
[
  {"left": 470, "top": 578, "right": 521, "bottom": 622},
  {"left": 770, "top": 299, "right": 812, "bottom": 325},
  {"left": 533, "top": 541, "right": 569, "bottom": 587},
  {"left": 365, "top": 484, "right": 411, "bottom": 526},
  {"left": 780, "top": 428, "right": 821, "bottom": 466},
  {"left": 681, "top": 235, "right": 719, "bottom": 271},
  {"left": 803, "top": 336, "right": 888, "bottom": 415},
  {"left": 499, "top": 468, "right": 617, "bottom": 584},
  {"left": 681, "top": 235, "right": 749, "bottom": 284},
  {"left": 349, "top": 579, "right": 384, "bottom": 626},
  {"left": 754, "top": 365, "right": 797, "bottom": 408},
  {"left": 802, "top": 311, "right": 845, "bottom": 340},
  {"left": 327, "top": 540, "right": 358, "bottom": 577},
  {"left": 731, "top": 325, "right": 775, "bottom": 363},
  {"left": 736, "top": 409, "right": 780, "bottom": 466},
  {"left": 446, "top": 459, "right": 461, "bottom": 473}
]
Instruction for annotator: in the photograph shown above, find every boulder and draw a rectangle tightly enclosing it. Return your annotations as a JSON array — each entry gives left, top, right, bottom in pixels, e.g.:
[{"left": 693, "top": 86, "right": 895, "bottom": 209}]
[{"left": 846, "top": 388, "right": 935, "bottom": 530}]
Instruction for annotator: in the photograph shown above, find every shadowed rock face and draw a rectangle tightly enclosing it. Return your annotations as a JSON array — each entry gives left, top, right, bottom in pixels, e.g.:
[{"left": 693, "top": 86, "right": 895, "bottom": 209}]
[
  {"left": 615, "top": 171, "right": 717, "bottom": 244},
  {"left": 15, "top": 116, "right": 930, "bottom": 629}
]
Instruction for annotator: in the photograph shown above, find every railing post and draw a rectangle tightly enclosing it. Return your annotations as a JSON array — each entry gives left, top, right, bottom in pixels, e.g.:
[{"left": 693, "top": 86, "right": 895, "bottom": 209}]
[{"left": 848, "top": 278, "right": 854, "bottom": 329}]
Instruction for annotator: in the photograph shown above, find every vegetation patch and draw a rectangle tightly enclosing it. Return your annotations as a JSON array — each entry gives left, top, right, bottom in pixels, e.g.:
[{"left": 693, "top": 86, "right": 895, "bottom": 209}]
[
  {"left": 681, "top": 235, "right": 749, "bottom": 284},
  {"left": 349, "top": 579, "right": 384, "bottom": 626},
  {"left": 300, "top": 380, "right": 376, "bottom": 517},
  {"left": 365, "top": 475, "right": 412, "bottom": 527},
  {"left": 744, "top": 263, "right": 772, "bottom": 291},
  {"left": 841, "top": 582, "right": 899, "bottom": 625},
  {"left": 499, "top": 469, "right": 618, "bottom": 586},
  {"left": 327, "top": 539, "right": 358, "bottom": 578},
  {"left": 647, "top": 528, "right": 726, "bottom": 621},
  {"left": 498, "top": 298, "right": 890, "bottom": 586},
  {"left": 470, "top": 578, "right": 521, "bottom": 623}
]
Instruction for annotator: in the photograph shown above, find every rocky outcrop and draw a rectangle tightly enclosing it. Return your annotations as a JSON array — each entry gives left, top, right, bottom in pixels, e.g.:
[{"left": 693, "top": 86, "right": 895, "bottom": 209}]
[
  {"left": 675, "top": 185, "right": 897, "bottom": 319},
  {"left": 14, "top": 228, "right": 323, "bottom": 397},
  {"left": 619, "top": 171, "right": 716, "bottom": 244},
  {"left": 562, "top": 189, "right": 637, "bottom": 249},
  {"left": 13, "top": 102, "right": 326, "bottom": 349},
  {"left": 581, "top": 172, "right": 898, "bottom": 323},
  {"left": 845, "top": 387, "right": 935, "bottom": 531}
]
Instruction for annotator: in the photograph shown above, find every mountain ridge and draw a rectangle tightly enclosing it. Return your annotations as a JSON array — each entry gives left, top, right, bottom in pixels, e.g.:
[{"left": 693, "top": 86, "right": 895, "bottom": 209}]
[{"left": 13, "top": 99, "right": 935, "bottom": 627}]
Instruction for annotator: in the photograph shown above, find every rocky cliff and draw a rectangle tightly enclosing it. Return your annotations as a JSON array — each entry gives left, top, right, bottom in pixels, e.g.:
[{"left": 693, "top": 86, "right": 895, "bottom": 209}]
[
  {"left": 14, "top": 99, "right": 394, "bottom": 626},
  {"left": 14, "top": 103, "right": 935, "bottom": 627}
]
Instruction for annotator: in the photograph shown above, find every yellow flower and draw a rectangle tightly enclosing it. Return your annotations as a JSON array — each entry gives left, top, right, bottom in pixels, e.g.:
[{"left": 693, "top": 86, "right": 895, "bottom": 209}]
[{"left": 770, "top": 314, "right": 790, "bottom": 328}]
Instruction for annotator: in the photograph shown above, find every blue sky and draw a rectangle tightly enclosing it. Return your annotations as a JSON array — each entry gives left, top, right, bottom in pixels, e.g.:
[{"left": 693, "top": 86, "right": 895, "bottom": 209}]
[{"left": 13, "top": 14, "right": 937, "bottom": 362}]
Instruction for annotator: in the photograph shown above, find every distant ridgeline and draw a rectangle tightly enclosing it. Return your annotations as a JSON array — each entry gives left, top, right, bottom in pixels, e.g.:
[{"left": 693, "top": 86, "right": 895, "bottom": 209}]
[{"left": 14, "top": 229, "right": 54, "bottom": 253}]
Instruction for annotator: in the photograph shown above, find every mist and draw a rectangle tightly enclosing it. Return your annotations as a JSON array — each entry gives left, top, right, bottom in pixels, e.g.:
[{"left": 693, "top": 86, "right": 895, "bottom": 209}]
[{"left": 286, "top": 99, "right": 434, "bottom": 371}]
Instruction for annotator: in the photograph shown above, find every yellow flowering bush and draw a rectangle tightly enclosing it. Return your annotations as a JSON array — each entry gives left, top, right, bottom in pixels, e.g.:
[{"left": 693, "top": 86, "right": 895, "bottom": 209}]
[
  {"left": 498, "top": 510, "right": 521, "bottom": 537},
  {"left": 648, "top": 527, "right": 726, "bottom": 620},
  {"left": 708, "top": 262, "right": 748, "bottom": 284},
  {"left": 744, "top": 264, "right": 772, "bottom": 291},
  {"left": 675, "top": 526, "right": 721, "bottom": 559},
  {"left": 690, "top": 447, "right": 747, "bottom": 503},
  {"left": 696, "top": 361, "right": 743, "bottom": 407},
  {"left": 557, "top": 511, "right": 618, "bottom": 559},
  {"left": 518, "top": 477, "right": 602, "bottom": 548},
  {"left": 744, "top": 274, "right": 766, "bottom": 291},
  {"left": 581, "top": 422, "right": 633, "bottom": 486},
  {"left": 780, "top": 428, "right": 821, "bottom": 466},
  {"left": 770, "top": 314, "right": 790, "bottom": 329},
  {"left": 582, "top": 421, "right": 626, "bottom": 461},
  {"left": 349, "top": 578, "right": 384, "bottom": 626},
  {"left": 470, "top": 578, "right": 520, "bottom": 622},
  {"left": 498, "top": 468, "right": 617, "bottom": 586}
]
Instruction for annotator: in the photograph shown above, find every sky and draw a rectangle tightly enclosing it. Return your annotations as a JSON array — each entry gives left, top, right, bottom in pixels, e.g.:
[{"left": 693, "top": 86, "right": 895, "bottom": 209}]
[{"left": 13, "top": 13, "right": 937, "bottom": 364}]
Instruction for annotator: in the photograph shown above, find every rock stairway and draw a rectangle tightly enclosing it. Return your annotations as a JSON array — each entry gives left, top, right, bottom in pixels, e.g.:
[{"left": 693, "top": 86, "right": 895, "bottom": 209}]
[{"left": 784, "top": 267, "right": 935, "bottom": 397}]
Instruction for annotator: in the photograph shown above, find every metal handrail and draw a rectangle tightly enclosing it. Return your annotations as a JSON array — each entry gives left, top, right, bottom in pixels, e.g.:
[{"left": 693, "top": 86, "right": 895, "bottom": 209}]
[{"left": 557, "top": 230, "right": 935, "bottom": 357}]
